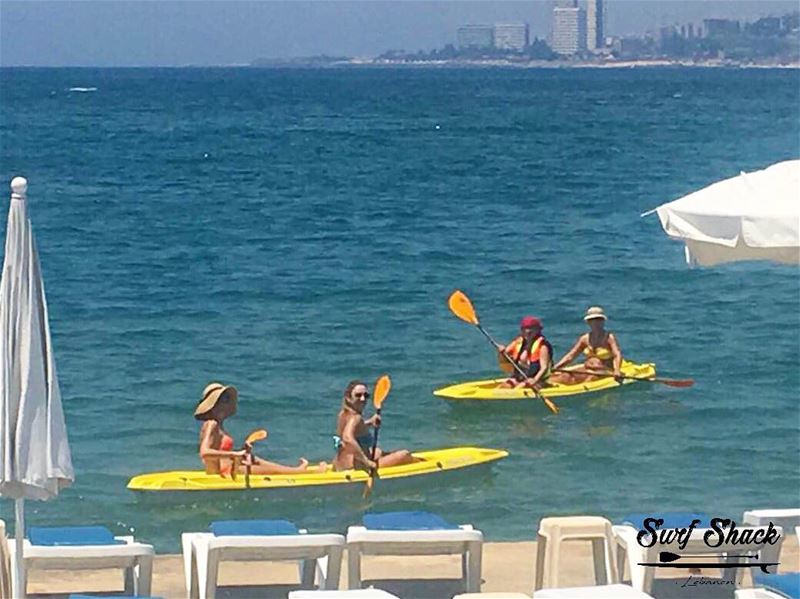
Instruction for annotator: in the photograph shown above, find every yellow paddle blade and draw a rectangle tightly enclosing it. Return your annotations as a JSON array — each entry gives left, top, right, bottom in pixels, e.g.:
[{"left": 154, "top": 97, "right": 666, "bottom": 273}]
[
  {"left": 245, "top": 429, "right": 268, "bottom": 445},
  {"left": 448, "top": 290, "right": 479, "bottom": 326},
  {"left": 363, "top": 472, "right": 376, "bottom": 499},
  {"left": 373, "top": 375, "right": 391, "bottom": 409},
  {"left": 543, "top": 397, "right": 560, "bottom": 415}
]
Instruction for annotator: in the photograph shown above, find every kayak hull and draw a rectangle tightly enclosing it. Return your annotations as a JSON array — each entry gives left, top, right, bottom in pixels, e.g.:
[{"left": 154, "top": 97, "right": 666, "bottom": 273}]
[
  {"left": 127, "top": 446, "right": 508, "bottom": 495},
  {"left": 433, "top": 361, "right": 656, "bottom": 401}
]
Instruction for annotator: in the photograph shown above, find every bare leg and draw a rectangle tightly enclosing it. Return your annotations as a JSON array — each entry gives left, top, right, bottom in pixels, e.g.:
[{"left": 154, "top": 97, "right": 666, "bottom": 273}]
[
  {"left": 245, "top": 456, "right": 311, "bottom": 475},
  {"left": 376, "top": 450, "right": 420, "bottom": 468},
  {"left": 548, "top": 371, "right": 577, "bottom": 385}
]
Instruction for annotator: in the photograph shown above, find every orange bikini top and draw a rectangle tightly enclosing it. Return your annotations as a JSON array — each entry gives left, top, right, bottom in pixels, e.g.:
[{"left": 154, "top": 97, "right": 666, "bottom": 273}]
[{"left": 220, "top": 433, "right": 234, "bottom": 451}]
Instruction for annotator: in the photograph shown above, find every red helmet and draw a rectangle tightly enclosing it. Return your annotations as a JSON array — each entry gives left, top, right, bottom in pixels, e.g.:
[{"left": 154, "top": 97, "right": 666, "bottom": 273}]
[{"left": 520, "top": 316, "right": 542, "bottom": 329}]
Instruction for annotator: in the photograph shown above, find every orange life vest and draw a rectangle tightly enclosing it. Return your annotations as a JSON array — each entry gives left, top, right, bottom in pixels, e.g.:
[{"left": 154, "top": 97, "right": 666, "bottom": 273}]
[{"left": 506, "top": 335, "right": 547, "bottom": 366}]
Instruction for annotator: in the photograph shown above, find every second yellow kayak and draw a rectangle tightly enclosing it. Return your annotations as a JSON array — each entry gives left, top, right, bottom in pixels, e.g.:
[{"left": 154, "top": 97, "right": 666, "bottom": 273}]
[
  {"left": 127, "top": 446, "right": 508, "bottom": 493},
  {"left": 434, "top": 360, "right": 656, "bottom": 401}
]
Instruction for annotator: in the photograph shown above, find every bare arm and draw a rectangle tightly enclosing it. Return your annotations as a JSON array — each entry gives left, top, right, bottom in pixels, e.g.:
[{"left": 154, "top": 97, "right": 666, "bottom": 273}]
[
  {"left": 608, "top": 333, "right": 623, "bottom": 376},
  {"left": 553, "top": 336, "right": 586, "bottom": 370},
  {"left": 199, "top": 421, "right": 245, "bottom": 460},
  {"left": 527, "top": 345, "right": 551, "bottom": 387}
]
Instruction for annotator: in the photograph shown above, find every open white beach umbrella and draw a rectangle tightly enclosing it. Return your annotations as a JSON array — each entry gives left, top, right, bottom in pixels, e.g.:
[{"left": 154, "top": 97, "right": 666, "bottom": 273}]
[
  {"left": 647, "top": 159, "right": 800, "bottom": 266},
  {"left": 0, "top": 177, "right": 73, "bottom": 596}
]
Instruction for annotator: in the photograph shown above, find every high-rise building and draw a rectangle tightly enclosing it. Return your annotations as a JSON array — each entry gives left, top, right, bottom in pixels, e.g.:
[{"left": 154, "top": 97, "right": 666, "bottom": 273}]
[
  {"left": 457, "top": 25, "right": 494, "bottom": 50},
  {"left": 585, "top": 0, "right": 604, "bottom": 51},
  {"left": 493, "top": 23, "right": 530, "bottom": 51},
  {"left": 703, "top": 18, "right": 740, "bottom": 38},
  {"left": 554, "top": 0, "right": 577, "bottom": 7},
  {"left": 552, "top": 7, "right": 586, "bottom": 55}
]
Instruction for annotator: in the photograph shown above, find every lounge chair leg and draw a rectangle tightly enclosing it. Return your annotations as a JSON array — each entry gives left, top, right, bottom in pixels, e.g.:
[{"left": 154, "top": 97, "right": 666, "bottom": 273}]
[
  {"left": 137, "top": 555, "right": 154, "bottom": 596},
  {"left": 466, "top": 542, "right": 482, "bottom": 593},
  {"left": 205, "top": 551, "right": 220, "bottom": 599},
  {"left": 301, "top": 559, "right": 316, "bottom": 588},
  {"left": 326, "top": 546, "right": 343, "bottom": 590},
  {"left": 347, "top": 545, "right": 362, "bottom": 589},
  {"left": 124, "top": 566, "right": 135, "bottom": 595}
]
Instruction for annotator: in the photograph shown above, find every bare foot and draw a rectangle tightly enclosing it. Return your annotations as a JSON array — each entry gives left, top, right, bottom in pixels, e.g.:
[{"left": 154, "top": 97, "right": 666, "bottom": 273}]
[
  {"left": 297, "top": 458, "right": 309, "bottom": 471},
  {"left": 314, "top": 461, "right": 329, "bottom": 473}
]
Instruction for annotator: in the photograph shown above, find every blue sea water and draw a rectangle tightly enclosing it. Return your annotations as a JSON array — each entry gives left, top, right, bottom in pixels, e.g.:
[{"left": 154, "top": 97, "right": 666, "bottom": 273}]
[{"left": 0, "top": 67, "right": 798, "bottom": 552}]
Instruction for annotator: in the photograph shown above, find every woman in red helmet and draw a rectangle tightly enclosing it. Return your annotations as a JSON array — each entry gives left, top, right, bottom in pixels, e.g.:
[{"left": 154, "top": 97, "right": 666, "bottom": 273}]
[{"left": 497, "top": 316, "right": 553, "bottom": 389}]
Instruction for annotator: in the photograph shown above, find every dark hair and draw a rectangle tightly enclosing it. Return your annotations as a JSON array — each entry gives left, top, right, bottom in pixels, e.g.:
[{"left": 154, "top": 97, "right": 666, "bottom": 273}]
[{"left": 343, "top": 379, "right": 366, "bottom": 400}]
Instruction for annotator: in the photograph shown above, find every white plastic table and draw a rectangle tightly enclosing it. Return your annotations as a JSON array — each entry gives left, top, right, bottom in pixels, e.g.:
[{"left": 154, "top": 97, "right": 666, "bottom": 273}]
[{"left": 534, "top": 583, "right": 654, "bottom": 598}]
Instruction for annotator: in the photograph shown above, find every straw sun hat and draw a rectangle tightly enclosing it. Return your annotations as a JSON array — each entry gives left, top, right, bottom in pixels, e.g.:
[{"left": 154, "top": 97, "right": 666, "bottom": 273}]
[
  {"left": 584, "top": 306, "right": 608, "bottom": 322},
  {"left": 194, "top": 382, "right": 238, "bottom": 417}
]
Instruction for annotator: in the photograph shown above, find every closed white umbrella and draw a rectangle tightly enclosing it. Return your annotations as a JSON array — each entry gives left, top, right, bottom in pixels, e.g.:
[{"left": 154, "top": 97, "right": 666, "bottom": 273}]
[
  {"left": 646, "top": 159, "right": 800, "bottom": 266},
  {"left": 0, "top": 177, "right": 73, "bottom": 597}
]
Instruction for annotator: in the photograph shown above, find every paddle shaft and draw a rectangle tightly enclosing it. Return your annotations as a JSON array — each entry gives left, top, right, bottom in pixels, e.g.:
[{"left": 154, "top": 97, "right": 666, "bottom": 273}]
[
  {"left": 362, "top": 408, "right": 382, "bottom": 498},
  {"left": 552, "top": 367, "right": 693, "bottom": 387},
  {"left": 244, "top": 445, "right": 252, "bottom": 489},
  {"left": 369, "top": 408, "right": 382, "bottom": 466}
]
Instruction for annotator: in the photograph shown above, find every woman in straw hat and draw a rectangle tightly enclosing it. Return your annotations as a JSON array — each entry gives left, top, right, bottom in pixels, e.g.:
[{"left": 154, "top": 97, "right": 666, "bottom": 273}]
[
  {"left": 549, "top": 306, "right": 623, "bottom": 385},
  {"left": 195, "top": 382, "right": 325, "bottom": 476}
]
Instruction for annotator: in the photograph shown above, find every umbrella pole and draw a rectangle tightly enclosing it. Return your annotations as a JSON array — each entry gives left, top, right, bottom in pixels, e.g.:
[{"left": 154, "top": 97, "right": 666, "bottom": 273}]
[{"left": 14, "top": 498, "right": 25, "bottom": 598}]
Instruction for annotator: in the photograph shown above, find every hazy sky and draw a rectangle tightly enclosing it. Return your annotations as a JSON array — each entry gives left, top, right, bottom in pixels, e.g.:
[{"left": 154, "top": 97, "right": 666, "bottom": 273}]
[{"left": 1, "top": 1, "right": 797, "bottom": 66}]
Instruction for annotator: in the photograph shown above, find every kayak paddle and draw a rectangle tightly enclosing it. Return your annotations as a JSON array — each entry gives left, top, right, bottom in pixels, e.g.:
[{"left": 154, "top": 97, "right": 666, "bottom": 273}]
[
  {"left": 363, "top": 374, "right": 391, "bottom": 499},
  {"left": 243, "top": 429, "right": 268, "bottom": 489},
  {"left": 552, "top": 367, "right": 694, "bottom": 388},
  {"left": 448, "top": 290, "right": 559, "bottom": 414}
]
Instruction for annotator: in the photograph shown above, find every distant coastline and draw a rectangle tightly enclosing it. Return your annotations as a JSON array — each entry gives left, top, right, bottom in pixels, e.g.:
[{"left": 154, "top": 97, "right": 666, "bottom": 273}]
[{"left": 250, "top": 56, "right": 800, "bottom": 69}]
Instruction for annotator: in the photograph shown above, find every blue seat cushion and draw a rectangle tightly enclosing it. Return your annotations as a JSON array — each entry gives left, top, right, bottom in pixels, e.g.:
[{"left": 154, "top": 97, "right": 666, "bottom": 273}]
[
  {"left": 753, "top": 571, "right": 800, "bottom": 599},
  {"left": 210, "top": 519, "right": 298, "bottom": 536},
  {"left": 621, "top": 512, "right": 711, "bottom": 529},
  {"left": 28, "top": 526, "right": 124, "bottom": 546},
  {"left": 363, "top": 511, "right": 459, "bottom": 531}
]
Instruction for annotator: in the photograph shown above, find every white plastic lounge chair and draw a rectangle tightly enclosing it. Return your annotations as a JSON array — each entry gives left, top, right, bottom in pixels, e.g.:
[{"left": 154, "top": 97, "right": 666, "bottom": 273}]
[
  {"left": 7, "top": 525, "right": 154, "bottom": 598},
  {"left": 182, "top": 519, "right": 345, "bottom": 599},
  {"left": 345, "top": 511, "right": 483, "bottom": 593},
  {"left": 613, "top": 512, "right": 781, "bottom": 594},
  {"left": 743, "top": 510, "right": 800, "bottom": 531},
  {"left": 288, "top": 590, "right": 401, "bottom": 598},
  {"left": 533, "top": 584, "right": 654, "bottom": 598}
]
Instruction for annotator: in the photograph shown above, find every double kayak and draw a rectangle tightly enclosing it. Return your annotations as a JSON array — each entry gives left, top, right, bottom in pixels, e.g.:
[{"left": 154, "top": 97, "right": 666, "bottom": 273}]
[
  {"left": 127, "top": 446, "right": 508, "bottom": 494},
  {"left": 434, "top": 360, "right": 656, "bottom": 402}
]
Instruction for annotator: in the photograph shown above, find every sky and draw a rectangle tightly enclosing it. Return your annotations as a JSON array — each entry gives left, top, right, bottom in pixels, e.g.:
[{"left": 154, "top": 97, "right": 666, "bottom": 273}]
[{"left": 0, "top": 1, "right": 797, "bottom": 66}]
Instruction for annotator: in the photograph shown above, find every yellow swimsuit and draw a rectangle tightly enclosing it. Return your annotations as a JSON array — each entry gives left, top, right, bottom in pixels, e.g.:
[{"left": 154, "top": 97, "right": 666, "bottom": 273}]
[{"left": 583, "top": 345, "right": 612, "bottom": 361}]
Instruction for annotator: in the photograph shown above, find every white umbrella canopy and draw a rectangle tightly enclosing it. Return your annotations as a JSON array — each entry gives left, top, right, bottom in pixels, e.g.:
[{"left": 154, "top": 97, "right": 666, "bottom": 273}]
[
  {"left": 649, "top": 159, "right": 800, "bottom": 267},
  {"left": 0, "top": 177, "right": 73, "bottom": 596}
]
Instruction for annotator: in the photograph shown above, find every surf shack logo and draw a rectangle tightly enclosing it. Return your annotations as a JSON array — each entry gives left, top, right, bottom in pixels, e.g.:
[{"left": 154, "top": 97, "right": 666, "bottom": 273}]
[{"left": 635, "top": 517, "right": 781, "bottom": 572}]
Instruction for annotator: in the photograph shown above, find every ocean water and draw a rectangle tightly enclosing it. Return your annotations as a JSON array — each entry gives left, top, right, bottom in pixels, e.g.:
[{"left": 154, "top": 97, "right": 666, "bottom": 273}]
[{"left": 0, "top": 67, "right": 798, "bottom": 552}]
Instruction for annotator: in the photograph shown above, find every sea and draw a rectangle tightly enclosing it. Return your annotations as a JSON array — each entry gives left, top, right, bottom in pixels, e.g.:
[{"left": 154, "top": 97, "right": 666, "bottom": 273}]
[{"left": 0, "top": 67, "right": 798, "bottom": 553}]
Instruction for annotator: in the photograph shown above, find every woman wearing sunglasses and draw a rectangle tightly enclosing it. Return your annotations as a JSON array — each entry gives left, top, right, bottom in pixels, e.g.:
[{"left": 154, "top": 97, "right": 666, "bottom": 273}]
[
  {"left": 332, "top": 379, "right": 416, "bottom": 472},
  {"left": 195, "top": 382, "right": 326, "bottom": 476}
]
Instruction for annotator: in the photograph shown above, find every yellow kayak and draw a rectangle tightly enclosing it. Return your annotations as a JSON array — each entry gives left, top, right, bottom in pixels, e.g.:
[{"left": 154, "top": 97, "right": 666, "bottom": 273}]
[
  {"left": 127, "top": 446, "right": 508, "bottom": 493},
  {"left": 434, "top": 361, "right": 656, "bottom": 401}
]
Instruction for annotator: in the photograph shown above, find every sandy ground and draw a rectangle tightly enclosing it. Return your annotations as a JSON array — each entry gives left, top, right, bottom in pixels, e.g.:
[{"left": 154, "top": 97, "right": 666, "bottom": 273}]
[{"left": 24, "top": 537, "right": 800, "bottom": 599}]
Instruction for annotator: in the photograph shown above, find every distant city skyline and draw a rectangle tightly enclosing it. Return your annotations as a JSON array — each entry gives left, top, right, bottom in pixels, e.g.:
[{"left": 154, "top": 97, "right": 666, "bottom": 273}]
[{"left": 0, "top": 1, "right": 797, "bottom": 66}]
